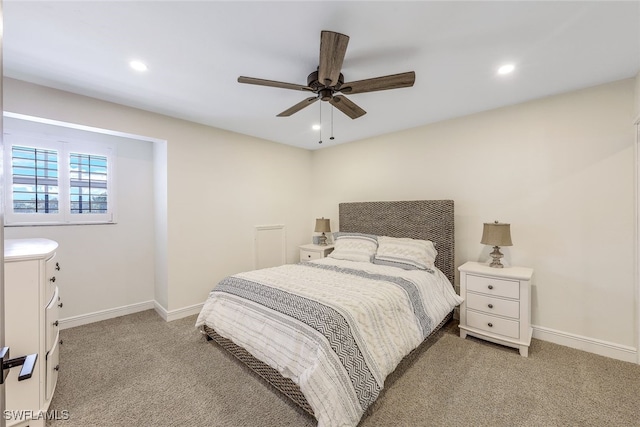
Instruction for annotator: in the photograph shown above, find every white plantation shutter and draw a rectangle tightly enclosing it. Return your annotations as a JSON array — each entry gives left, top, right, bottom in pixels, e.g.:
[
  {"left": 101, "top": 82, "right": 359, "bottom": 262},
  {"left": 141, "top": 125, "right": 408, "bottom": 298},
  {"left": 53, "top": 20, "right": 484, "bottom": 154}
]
[
  {"left": 11, "top": 145, "right": 60, "bottom": 214},
  {"left": 69, "top": 152, "right": 108, "bottom": 214}
]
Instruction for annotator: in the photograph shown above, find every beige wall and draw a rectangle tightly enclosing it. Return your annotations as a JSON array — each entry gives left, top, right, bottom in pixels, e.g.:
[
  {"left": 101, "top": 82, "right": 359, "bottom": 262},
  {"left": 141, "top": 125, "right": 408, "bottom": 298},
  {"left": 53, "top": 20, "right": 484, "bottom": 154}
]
[
  {"left": 4, "top": 76, "right": 637, "bottom": 358},
  {"left": 3, "top": 78, "right": 313, "bottom": 316},
  {"left": 311, "top": 78, "right": 637, "bottom": 349}
]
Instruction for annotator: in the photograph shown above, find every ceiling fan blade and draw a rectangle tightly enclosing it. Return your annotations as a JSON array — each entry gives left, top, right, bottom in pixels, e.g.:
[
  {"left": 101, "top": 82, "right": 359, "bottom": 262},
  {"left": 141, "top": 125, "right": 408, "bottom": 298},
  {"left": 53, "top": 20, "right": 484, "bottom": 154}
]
[
  {"left": 277, "top": 96, "right": 319, "bottom": 117},
  {"left": 329, "top": 95, "right": 366, "bottom": 119},
  {"left": 238, "top": 76, "right": 312, "bottom": 92},
  {"left": 340, "top": 71, "right": 415, "bottom": 94},
  {"left": 318, "top": 31, "right": 349, "bottom": 87}
]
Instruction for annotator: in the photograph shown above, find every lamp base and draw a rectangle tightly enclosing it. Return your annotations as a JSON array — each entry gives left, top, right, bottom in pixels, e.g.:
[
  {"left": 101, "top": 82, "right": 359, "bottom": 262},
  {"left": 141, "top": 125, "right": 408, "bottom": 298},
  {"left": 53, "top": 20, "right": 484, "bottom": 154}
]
[
  {"left": 318, "top": 233, "right": 328, "bottom": 246},
  {"left": 489, "top": 246, "right": 505, "bottom": 268}
]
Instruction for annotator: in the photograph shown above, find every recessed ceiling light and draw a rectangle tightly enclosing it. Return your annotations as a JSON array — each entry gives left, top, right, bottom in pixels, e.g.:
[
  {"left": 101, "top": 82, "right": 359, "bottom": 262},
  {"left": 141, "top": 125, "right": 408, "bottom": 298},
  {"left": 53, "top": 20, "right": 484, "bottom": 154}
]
[
  {"left": 497, "top": 64, "right": 515, "bottom": 75},
  {"left": 130, "top": 60, "right": 148, "bottom": 72},
  {"left": 312, "top": 124, "right": 321, "bottom": 131}
]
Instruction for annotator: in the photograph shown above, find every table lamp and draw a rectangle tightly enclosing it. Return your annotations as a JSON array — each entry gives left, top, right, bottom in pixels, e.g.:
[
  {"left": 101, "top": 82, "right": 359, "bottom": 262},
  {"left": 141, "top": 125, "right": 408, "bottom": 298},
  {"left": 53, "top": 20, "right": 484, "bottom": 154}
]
[
  {"left": 481, "top": 221, "right": 512, "bottom": 268},
  {"left": 314, "top": 218, "right": 331, "bottom": 246}
]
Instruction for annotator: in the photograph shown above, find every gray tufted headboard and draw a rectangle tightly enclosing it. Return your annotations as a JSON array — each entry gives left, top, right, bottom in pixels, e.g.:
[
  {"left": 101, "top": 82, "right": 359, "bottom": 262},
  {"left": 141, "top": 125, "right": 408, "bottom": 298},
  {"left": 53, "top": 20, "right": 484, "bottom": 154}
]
[{"left": 338, "top": 200, "right": 455, "bottom": 285}]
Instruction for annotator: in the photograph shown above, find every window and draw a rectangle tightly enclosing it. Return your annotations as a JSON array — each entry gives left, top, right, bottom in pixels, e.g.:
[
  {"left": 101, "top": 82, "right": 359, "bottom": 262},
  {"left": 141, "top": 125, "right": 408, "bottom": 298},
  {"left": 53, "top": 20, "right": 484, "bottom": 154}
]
[
  {"left": 11, "top": 145, "right": 60, "bottom": 214},
  {"left": 4, "top": 131, "right": 116, "bottom": 226},
  {"left": 69, "top": 153, "right": 108, "bottom": 214}
]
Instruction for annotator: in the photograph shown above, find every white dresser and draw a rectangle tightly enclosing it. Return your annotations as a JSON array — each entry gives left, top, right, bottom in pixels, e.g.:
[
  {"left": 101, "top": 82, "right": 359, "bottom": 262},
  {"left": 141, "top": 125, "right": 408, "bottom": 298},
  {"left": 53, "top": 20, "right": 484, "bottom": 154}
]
[
  {"left": 458, "top": 261, "right": 533, "bottom": 357},
  {"left": 4, "top": 238, "right": 61, "bottom": 427}
]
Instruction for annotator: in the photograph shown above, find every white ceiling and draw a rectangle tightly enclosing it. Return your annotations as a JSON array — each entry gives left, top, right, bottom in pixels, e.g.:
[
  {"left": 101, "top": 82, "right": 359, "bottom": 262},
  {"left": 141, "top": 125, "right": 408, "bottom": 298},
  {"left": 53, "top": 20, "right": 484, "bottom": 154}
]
[{"left": 4, "top": 1, "right": 640, "bottom": 150}]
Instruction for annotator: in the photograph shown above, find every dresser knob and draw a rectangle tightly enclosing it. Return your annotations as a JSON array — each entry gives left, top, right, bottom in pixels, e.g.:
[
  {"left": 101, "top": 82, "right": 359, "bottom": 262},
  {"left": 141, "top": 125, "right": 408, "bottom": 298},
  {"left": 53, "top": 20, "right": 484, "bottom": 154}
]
[
  {"left": 487, "top": 284, "right": 493, "bottom": 290},
  {"left": 487, "top": 323, "right": 493, "bottom": 327},
  {"left": 50, "top": 276, "right": 56, "bottom": 283},
  {"left": 54, "top": 365, "right": 60, "bottom": 371},
  {"left": 488, "top": 304, "right": 493, "bottom": 309},
  {"left": 58, "top": 302, "right": 63, "bottom": 308},
  {"left": 53, "top": 321, "right": 59, "bottom": 327},
  {"left": 55, "top": 262, "right": 61, "bottom": 271}
]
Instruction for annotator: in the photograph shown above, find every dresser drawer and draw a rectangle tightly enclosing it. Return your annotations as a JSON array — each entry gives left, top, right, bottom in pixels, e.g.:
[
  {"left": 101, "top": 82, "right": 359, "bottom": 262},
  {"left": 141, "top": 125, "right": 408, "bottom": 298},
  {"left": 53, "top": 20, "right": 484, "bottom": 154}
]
[
  {"left": 466, "top": 293, "right": 520, "bottom": 319},
  {"left": 45, "top": 254, "right": 59, "bottom": 306},
  {"left": 466, "top": 310, "right": 520, "bottom": 339},
  {"left": 45, "top": 287, "right": 60, "bottom": 352},
  {"left": 466, "top": 274, "right": 519, "bottom": 299},
  {"left": 46, "top": 337, "right": 60, "bottom": 401},
  {"left": 300, "top": 250, "right": 322, "bottom": 262}
]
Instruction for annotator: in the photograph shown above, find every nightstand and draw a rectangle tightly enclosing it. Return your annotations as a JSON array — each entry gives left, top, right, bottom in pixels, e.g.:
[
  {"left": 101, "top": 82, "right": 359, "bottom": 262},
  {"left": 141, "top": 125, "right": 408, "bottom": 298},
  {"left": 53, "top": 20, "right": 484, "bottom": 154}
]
[
  {"left": 299, "top": 244, "right": 334, "bottom": 262},
  {"left": 458, "top": 261, "right": 534, "bottom": 357}
]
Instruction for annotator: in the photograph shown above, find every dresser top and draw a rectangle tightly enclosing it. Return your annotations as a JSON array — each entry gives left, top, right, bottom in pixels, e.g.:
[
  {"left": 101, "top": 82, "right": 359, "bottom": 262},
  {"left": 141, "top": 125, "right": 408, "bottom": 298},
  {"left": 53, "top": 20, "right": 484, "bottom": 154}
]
[
  {"left": 458, "top": 260, "right": 533, "bottom": 280},
  {"left": 4, "top": 238, "right": 58, "bottom": 261}
]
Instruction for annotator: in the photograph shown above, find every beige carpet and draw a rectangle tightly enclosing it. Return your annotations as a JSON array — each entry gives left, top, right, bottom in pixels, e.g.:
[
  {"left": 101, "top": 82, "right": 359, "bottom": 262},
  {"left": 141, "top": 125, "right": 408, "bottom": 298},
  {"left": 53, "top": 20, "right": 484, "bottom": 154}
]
[{"left": 47, "top": 310, "right": 640, "bottom": 426}]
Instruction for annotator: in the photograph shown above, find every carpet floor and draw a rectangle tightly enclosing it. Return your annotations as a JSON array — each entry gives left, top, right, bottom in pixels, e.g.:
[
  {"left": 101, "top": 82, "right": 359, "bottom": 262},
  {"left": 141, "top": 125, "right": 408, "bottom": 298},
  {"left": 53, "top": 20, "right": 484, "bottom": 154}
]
[{"left": 47, "top": 310, "right": 640, "bottom": 426}]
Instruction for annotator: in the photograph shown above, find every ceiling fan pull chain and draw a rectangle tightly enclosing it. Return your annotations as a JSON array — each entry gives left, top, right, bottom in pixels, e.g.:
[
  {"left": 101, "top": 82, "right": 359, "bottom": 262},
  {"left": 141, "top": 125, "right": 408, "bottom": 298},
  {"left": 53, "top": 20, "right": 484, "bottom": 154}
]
[
  {"left": 330, "top": 105, "right": 335, "bottom": 141},
  {"left": 318, "top": 101, "right": 323, "bottom": 144}
]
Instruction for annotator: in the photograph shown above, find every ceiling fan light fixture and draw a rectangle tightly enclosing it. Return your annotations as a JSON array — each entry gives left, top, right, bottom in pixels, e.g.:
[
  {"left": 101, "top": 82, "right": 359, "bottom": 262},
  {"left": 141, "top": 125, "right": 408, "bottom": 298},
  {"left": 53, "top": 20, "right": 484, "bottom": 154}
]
[
  {"left": 129, "top": 60, "right": 148, "bottom": 72},
  {"left": 497, "top": 63, "right": 515, "bottom": 75}
]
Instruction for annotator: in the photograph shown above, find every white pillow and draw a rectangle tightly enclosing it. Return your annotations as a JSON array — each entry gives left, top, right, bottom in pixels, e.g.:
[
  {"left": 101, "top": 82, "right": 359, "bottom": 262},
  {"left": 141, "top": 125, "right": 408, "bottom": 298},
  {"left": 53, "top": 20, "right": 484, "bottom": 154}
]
[
  {"left": 328, "top": 234, "right": 378, "bottom": 263},
  {"left": 373, "top": 236, "right": 437, "bottom": 270}
]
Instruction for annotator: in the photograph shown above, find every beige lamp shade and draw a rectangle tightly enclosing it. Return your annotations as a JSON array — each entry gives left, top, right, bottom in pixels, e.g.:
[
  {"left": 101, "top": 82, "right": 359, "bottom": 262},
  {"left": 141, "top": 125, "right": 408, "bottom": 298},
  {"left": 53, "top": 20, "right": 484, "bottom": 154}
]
[
  {"left": 481, "top": 222, "right": 512, "bottom": 247},
  {"left": 314, "top": 218, "right": 331, "bottom": 233}
]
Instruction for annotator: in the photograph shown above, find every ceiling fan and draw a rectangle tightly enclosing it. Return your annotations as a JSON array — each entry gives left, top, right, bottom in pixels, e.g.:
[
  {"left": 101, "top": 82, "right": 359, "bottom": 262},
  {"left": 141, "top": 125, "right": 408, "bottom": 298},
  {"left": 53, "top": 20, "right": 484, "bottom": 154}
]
[{"left": 238, "top": 30, "right": 416, "bottom": 120}]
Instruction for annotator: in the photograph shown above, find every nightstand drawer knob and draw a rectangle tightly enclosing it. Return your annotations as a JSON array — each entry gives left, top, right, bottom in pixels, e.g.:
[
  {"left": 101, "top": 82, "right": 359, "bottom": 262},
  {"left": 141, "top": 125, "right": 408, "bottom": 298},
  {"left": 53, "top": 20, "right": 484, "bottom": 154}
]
[
  {"left": 488, "top": 304, "right": 493, "bottom": 309},
  {"left": 487, "top": 322, "right": 493, "bottom": 328},
  {"left": 487, "top": 284, "right": 493, "bottom": 290}
]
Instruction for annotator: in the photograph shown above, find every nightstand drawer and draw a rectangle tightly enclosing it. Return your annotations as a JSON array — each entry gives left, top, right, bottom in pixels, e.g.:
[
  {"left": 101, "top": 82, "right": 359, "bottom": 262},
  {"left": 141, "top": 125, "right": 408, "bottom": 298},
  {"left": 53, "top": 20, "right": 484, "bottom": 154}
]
[
  {"left": 467, "top": 274, "right": 519, "bottom": 299},
  {"left": 300, "top": 250, "right": 322, "bottom": 261},
  {"left": 299, "top": 244, "right": 334, "bottom": 262},
  {"left": 466, "top": 293, "right": 519, "bottom": 319},
  {"left": 467, "top": 310, "right": 519, "bottom": 339}
]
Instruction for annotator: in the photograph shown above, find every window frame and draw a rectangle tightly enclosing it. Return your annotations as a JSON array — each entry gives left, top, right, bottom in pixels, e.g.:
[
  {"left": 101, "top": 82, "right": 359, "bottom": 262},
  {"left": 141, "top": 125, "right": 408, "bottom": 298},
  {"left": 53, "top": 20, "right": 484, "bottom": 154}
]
[{"left": 4, "top": 131, "right": 117, "bottom": 226}]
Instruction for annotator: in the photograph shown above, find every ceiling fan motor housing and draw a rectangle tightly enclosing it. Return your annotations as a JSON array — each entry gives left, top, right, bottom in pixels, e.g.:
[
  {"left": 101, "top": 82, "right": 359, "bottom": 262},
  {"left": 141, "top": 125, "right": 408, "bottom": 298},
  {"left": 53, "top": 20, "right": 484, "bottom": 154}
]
[{"left": 307, "top": 70, "right": 344, "bottom": 100}]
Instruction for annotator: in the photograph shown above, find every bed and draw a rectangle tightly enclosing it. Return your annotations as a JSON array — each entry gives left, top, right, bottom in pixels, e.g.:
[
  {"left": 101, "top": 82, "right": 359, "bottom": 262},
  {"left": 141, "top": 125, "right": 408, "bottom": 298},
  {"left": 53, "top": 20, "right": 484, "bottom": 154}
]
[{"left": 196, "top": 200, "right": 461, "bottom": 427}]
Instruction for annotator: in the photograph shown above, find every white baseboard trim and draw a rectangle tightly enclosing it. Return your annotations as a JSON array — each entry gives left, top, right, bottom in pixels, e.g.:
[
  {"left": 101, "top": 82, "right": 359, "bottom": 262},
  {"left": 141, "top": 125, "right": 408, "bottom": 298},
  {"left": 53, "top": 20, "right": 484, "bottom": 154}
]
[
  {"left": 59, "top": 300, "right": 155, "bottom": 330},
  {"left": 533, "top": 324, "right": 638, "bottom": 364},
  {"left": 59, "top": 301, "right": 638, "bottom": 364},
  {"left": 60, "top": 300, "right": 204, "bottom": 330},
  {"left": 154, "top": 301, "right": 204, "bottom": 322}
]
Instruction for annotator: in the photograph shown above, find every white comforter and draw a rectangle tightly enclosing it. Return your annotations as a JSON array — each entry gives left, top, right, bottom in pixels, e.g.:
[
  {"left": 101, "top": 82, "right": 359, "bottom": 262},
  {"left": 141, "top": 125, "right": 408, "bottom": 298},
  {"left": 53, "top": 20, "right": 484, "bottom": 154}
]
[{"left": 196, "top": 257, "right": 463, "bottom": 427}]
